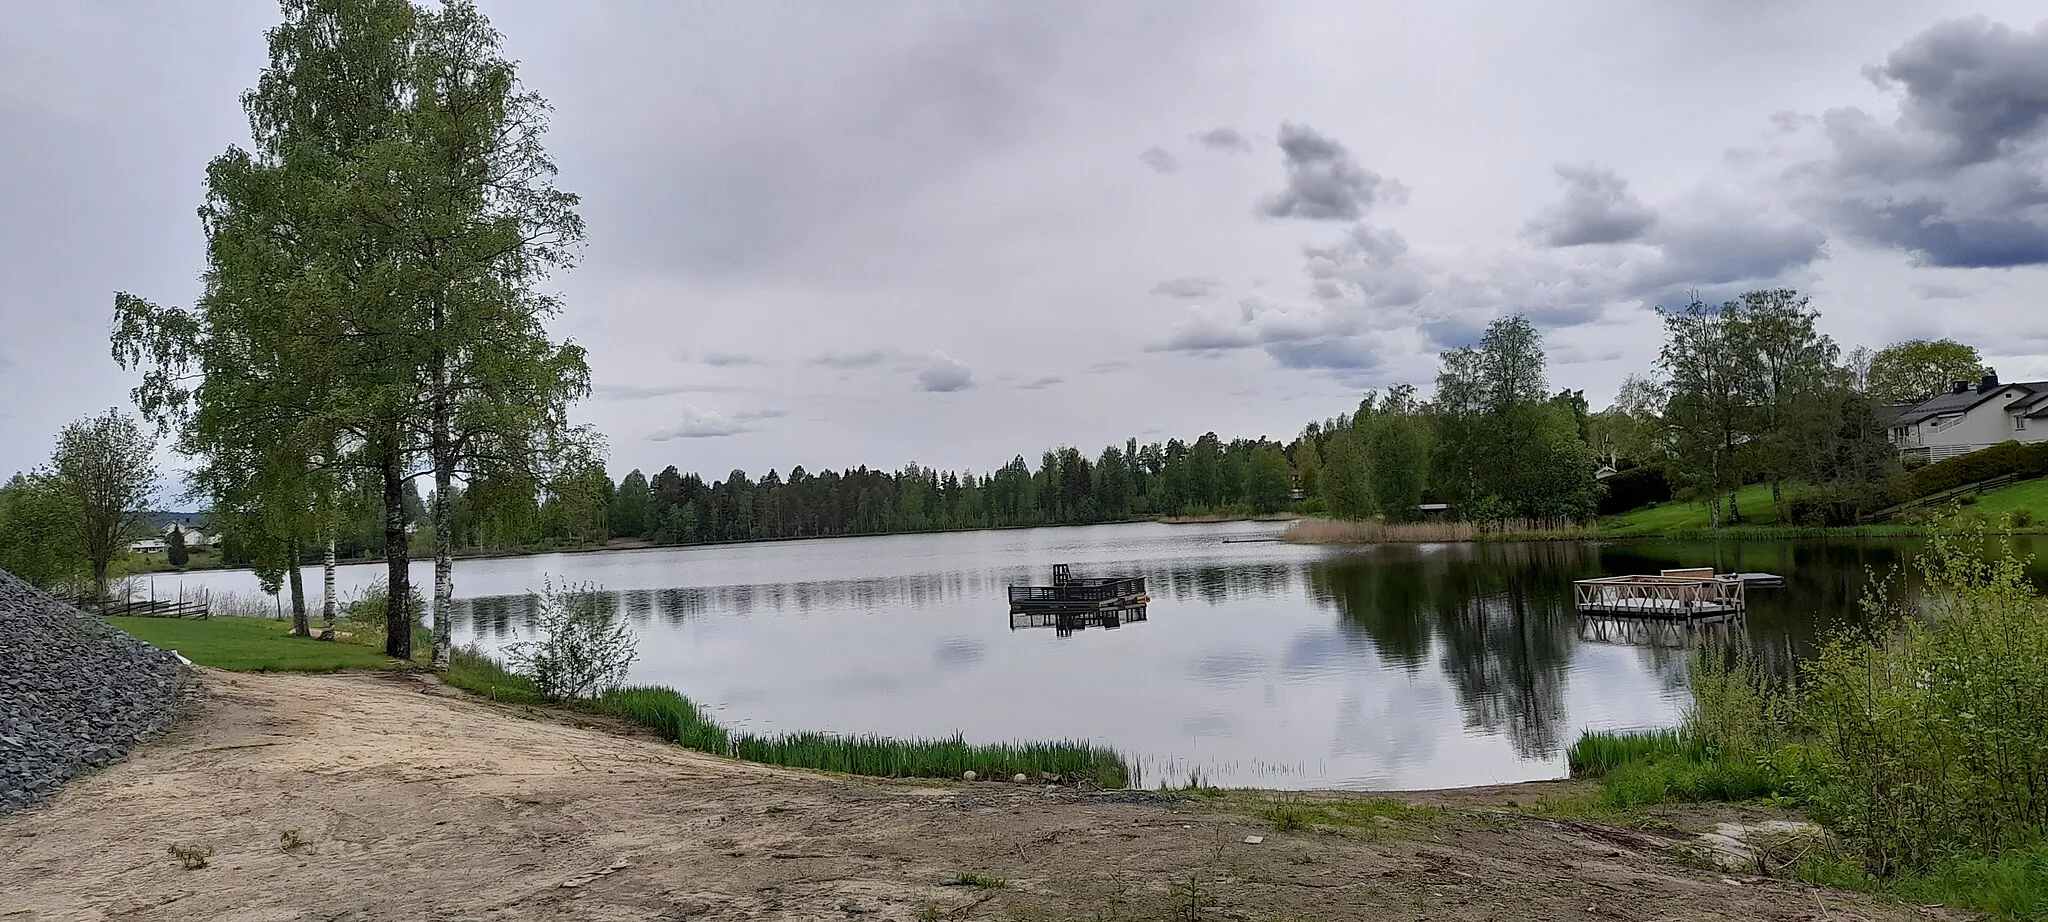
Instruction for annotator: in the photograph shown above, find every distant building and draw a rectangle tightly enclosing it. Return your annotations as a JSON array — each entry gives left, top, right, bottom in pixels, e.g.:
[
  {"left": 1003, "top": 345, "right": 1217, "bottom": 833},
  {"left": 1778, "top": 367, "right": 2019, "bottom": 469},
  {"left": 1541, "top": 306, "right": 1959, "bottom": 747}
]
[
  {"left": 1886, "top": 373, "right": 2048, "bottom": 464},
  {"left": 128, "top": 523, "right": 219, "bottom": 555}
]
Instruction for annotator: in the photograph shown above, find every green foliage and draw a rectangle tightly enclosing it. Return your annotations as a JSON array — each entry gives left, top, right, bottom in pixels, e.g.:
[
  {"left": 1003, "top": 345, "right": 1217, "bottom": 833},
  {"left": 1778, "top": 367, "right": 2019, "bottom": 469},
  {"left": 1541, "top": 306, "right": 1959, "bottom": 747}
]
[
  {"left": 1243, "top": 444, "right": 1292, "bottom": 514},
  {"left": 730, "top": 732, "right": 1128, "bottom": 789},
  {"left": 1318, "top": 428, "right": 1372, "bottom": 520},
  {"left": 0, "top": 472, "right": 88, "bottom": 591},
  {"left": 1799, "top": 516, "right": 2048, "bottom": 876},
  {"left": 48, "top": 410, "right": 158, "bottom": 595},
  {"left": 1257, "top": 797, "right": 1433, "bottom": 831},
  {"left": 1908, "top": 441, "right": 2048, "bottom": 499},
  {"left": 502, "top": 578, "right": 638, "bottom": 701},
  {"left": 442, "top": 645, "right": 547, "bottom": 704},
  {"left": 589, "top": 685, "right": 729, "bottom": 752},
  {"left": 1596, "top": 466, "right": 1671, "bottom": 515},
  {"left": 108, "top": 616, "right": 404, "bottom": 671},
  {"left": 1866, "top": 338, "right": 1985, "bottom": 405},
  {"left": 1565, "top": 729, "right": 1701, "bottom": 777},
  {"left": 943, "top": 873, "right": 1010, "bottom": 889}
]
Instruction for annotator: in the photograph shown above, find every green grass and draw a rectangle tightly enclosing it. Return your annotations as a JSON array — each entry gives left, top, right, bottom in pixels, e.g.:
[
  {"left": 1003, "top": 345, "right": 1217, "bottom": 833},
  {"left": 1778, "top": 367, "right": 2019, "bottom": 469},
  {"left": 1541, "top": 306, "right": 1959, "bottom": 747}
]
[
  {"left": 442, "top": 646, "right": 548, "bottom": 704},
  {"left": 942, "top": 872, "right": 1011, "bottom": 889},
  {"left": 1566, "top": 728, "right": 1797, "bottom": 808},
  {"left": 107, "top": 616, "right": 406, "bottom": 671},
  {"left": 1601, "top": 483, "right": 1791, "bottom": 537},
  {"left": 1969, "top": 476, "right": 2048, "bottom": 523},
  {"left": 731, "top": 732, "right": 1127, "bottom": 788},
  {"left": 1800, "top": 843, "right": 2048, "bottom": 922},
  {"left": 1566, "top": 729, "right": 1702, "bottom": 777}
]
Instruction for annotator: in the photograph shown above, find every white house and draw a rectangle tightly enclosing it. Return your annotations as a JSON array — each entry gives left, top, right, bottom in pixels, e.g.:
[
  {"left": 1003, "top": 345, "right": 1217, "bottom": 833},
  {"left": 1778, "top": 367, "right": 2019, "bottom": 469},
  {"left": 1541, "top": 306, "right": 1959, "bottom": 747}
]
[
  {"left": 1887, "top": 373, "right": 2048, "bottom": 463},
  {"left": 128, "top": 523, "right": 219, "bottom": 555}
]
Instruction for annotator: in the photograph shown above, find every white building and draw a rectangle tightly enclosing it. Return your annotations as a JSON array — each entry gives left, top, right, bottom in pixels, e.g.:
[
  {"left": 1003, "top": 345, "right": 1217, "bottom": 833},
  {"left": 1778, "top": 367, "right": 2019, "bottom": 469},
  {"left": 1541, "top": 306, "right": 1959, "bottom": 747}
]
[
  {"left": 128, "top": 523, "right": 219, "bottom": 555},
  {"left": 1888, "top": 373, "right": 2048, "bottom": 463}
]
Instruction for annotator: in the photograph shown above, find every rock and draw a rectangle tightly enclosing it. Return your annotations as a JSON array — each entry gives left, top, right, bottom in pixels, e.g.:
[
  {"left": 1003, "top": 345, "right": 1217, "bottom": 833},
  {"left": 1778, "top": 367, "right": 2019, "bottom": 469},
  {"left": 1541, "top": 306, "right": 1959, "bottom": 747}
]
[
  {"left": 0, "top": 569, "right": 190, "bottom": 815},
  {"left": 1243, "top": 835, "right": 1264, "bottom": 845},
  {"left": 961, "top": 770, "right": 977, "bottom": 782},
  {"left": 1013, "top": 773, "right": 1029, "bottom": 784}
]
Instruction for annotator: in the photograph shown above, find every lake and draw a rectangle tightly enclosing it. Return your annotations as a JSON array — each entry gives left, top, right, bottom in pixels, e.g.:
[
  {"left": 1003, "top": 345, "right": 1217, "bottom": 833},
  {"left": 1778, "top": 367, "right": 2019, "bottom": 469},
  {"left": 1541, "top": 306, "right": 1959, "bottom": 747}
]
[{"left": 148, "top": 522, "right": 2048, "bottom": 790}]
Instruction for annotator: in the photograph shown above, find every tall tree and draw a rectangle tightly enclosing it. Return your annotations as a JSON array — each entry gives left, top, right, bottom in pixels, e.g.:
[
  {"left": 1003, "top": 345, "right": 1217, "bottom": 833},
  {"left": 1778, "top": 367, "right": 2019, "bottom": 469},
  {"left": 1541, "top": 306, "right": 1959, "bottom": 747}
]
[
  {"left": 1659, "top": 298, "right": 1757, "bottom": 525},
  {"left": 1734, "top": 289, "right": 1838, "bottom": 520},
  {"left": 1243, "top": 444, "right": 1292, "bottom": 514},
  {"left": 610, "top": 469, "right": 653, "bottom": 538},
  {"left": 49, "top": 410, "right": 158, "bottom": 597},
  {"left": 0, "top": 472, "right": 87, "bottom": 590},
  {"left": 1865, "top": 338, "right": 1985, "bottom": 405},
  {"left": 1319, "top": 427, "right": 1373, "bottom": 520}
]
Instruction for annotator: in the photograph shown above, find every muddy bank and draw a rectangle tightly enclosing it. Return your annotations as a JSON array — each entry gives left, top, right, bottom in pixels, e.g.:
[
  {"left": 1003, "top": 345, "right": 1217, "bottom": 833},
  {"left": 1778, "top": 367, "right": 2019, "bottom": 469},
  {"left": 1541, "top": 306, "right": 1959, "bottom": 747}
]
[{"left": 0, "top": 671, "right": 1943, "bottom": 921}]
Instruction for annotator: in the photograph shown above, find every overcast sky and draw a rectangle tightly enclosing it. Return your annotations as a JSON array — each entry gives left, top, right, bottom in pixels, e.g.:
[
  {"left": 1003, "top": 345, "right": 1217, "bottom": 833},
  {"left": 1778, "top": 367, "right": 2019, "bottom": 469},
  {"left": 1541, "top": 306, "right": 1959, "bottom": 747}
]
[{"left": 5, "top": 2, "right": 2048, "bottom": 493}]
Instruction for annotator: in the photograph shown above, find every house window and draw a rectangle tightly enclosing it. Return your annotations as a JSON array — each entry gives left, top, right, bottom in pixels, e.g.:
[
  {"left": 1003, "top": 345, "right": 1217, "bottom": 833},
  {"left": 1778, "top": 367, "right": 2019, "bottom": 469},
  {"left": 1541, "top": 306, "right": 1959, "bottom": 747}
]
[{"left": 2020, "top": 417, "right": 2029, "bottom": 431}]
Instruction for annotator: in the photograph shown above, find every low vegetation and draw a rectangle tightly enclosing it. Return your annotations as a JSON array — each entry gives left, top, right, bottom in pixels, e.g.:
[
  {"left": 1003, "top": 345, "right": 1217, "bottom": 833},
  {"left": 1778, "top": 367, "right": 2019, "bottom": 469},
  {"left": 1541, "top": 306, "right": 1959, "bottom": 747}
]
[
  {"left": 1569, "top": 515, "right": 2048, "bottom": 918},
  {"left": 1283, "top": 517, "right": 1596, "bottom": 544},
  {"left": 107, "top": 616, "right": 403, "bottom": 672}
]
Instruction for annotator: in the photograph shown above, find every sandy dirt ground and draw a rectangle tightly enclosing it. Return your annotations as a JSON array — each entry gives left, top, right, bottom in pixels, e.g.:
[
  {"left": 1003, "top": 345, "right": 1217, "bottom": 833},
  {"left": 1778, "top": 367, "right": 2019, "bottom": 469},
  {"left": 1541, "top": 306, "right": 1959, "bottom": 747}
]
[{"left": 1, "top": 670, "right": 1949, "bottom": 922}]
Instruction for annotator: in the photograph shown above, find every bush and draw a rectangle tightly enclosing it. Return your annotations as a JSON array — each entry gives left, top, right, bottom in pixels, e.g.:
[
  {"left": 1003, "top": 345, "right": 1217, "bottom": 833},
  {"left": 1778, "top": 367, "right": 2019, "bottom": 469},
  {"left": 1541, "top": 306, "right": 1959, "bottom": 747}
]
[
  {"left": 340, "top": 585, "right": 428, "bottom": 652},
  {"left": 1907, "top": 441, "right": 2048, "bottom": 498},
  {"left": 1597, "top": 465, "right": 1673, "bottom": 516},
  {"left": 502, "top": 578, "right": 637, "bottom": 701},
  {"left": 1799, "top": 516, "right": 2048, "bottom": 876},
  {"left": 2015, "top": 509, "right": 2035, "bottom": 528}
]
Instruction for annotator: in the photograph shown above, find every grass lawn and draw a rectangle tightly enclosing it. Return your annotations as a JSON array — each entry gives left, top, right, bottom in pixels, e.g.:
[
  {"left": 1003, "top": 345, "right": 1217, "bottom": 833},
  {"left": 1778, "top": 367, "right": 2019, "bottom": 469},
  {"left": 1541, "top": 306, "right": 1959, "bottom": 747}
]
[
  {"left": 1601, "top": 482, "right": 1791, "bottom": 537},
  {"left": 110, "top": 547, "right": 225, "bottom": 578},
  {"left": 1965, "top": 475, "right": 2048, "bottom": 522},
  {"left": 107, "top": 616, "right": 410, "bottom": 672}
]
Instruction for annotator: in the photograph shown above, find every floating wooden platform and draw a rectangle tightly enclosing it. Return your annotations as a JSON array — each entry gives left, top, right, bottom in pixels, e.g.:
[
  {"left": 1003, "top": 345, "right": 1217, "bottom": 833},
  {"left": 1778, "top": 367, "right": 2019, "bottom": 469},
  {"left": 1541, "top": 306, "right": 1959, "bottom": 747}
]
[
  {"left": 1008, "top": 565, "right": 1149, "bottom": 612},
  {"left": 1573, "top": 569, "right": 1748, "bottom": 619}
]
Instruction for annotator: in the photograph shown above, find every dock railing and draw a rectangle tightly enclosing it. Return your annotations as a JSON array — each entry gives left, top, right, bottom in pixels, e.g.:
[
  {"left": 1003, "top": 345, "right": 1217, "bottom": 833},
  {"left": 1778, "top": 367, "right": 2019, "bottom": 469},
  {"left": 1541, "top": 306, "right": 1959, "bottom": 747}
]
[
  {"left": 1007, "top": 577, "right": 1147, "bottom": 605},
  {"left": 1572, "top": 574, "right": 1745, "bottom": 616}
]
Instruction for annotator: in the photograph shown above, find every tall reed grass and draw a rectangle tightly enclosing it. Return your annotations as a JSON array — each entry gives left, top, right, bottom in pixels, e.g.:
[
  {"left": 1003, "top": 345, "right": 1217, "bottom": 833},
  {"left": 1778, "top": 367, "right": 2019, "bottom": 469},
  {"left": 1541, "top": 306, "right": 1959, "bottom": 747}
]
[{"left": 439, "top": 652, "right": 1131, "bottom": 788}]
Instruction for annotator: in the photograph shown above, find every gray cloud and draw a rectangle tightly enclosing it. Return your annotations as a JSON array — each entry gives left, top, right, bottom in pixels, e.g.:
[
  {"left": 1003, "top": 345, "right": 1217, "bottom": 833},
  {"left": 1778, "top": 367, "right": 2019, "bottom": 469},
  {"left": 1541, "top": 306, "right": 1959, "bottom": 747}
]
[
  {"left": 1257, "top": 122, "right": 1406, "bottom": 221},
  {"left": 1190, "top": 126, "right": 1252, "bottom": 153},
  {"left": 812, "top": 349, "right": 902, "bottom": 370},
  {"left": 593, "top": 381, "right": 756, "bottom": 401},
  {"left": 1086, "top": 360, "right": 1134, "bottom": 374},
  {"left": 1139, "top": 146, "right": 1181, "bottom": 173},
  {"left": 1522, "top": 165, "right": 1658, "bottom": 246},
  {"left": 1016, "top": 374, "right": 1063, "bottom": 390},
  {"left": 699, "top": 350, "right": 763, "bottom": 367},
  {"left": 1149, "top": 275, "right": 1221, "bottom": 298},
  {"left": 647, "top": 406, "right": 752, "bottom": 440},
  {"left": 915, "top": 351, "right": 974, "bottom": 392},
  {"left": 1787, "top": 18, "right": 2048, "bottom": 267},
  {"left": 732, "top": 407, "right": 789, "bottom": 421}
]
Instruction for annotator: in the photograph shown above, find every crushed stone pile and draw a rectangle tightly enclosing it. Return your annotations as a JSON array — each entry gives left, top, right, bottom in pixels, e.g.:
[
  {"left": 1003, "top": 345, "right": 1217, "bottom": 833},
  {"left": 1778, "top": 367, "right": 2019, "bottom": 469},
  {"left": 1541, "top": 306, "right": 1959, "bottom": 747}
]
[{"left": 0, "top": 569, "right": 188, "bottom": 813}]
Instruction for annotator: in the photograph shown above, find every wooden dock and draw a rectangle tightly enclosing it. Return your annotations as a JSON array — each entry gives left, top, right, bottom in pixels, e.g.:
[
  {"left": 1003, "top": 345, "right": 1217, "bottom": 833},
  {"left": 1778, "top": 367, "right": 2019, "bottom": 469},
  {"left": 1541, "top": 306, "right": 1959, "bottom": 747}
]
[
  {"left": 1008, "top": 565, "right": 1149, "bottom": 612},
  {"left": 1573, "top": 568, "right": 1747, "bottom": 618}
]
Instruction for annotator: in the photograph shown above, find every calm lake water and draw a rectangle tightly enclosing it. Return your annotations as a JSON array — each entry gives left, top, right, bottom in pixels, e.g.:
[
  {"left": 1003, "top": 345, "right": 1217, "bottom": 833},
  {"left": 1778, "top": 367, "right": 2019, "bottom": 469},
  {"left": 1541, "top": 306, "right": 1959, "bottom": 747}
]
[{"left": 149, "top": 522, "right": 2048, "bottom": 790}]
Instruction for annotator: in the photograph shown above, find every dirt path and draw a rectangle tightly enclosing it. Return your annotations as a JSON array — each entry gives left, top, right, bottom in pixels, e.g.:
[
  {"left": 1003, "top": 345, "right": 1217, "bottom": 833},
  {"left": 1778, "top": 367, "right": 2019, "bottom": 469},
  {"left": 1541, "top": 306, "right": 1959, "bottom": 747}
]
[{"left": 1, "top": 671, "right": 1942, "bottom": 922}]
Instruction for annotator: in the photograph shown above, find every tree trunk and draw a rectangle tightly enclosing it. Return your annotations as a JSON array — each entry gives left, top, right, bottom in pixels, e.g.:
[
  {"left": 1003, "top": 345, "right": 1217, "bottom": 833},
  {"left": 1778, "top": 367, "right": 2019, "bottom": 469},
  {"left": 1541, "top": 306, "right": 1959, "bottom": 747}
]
[
  {"left": 431, "top": 463, "right": 454, "bottom": 669},
  {"left": 1728, "top": 488, "right": 1742, "bottom": 524},
  {"left": 382, "top": 449, "right": 412, "bottom": 660},
  {"left": 429, "top": 328, "right": 455, "bottom": 670},
  {"left": 1771, "top": 480, "right": 1785, "bottom": 523},
  {"left": 319, "top": 532, "right": 338, "bottom": 641},
  {"left": 287, "top": 538, "right": 309, "bottom": 637}
]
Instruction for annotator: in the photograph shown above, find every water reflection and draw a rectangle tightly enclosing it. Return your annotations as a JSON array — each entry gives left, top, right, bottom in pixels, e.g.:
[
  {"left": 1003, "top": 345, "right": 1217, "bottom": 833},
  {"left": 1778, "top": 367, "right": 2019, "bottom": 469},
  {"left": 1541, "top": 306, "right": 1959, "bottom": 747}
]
[{"left": 401, "top": 527, "right": 2048, "bottom": 790}]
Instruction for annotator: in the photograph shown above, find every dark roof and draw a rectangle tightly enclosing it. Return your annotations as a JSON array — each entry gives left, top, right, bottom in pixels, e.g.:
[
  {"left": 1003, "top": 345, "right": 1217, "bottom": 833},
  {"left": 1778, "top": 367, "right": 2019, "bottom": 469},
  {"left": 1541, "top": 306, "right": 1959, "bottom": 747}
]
[{"left": 1894, "top": 381, "right": 2048, "bottom": 426}]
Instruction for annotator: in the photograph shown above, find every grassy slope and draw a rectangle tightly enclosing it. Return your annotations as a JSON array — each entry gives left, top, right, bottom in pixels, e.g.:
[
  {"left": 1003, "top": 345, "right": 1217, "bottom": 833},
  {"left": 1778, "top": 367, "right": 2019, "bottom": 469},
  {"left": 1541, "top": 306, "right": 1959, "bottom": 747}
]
[
  {"left": 107, "top": 616, "right": 407, "bottom": 671},
  {"left": 1968, "top": 475, "right": 2048, "bottom": 521},
  {"left": 1600, "top": 483, "right": 1789, "bottom": 537},
  {"left": 1601, "top": 474, "right": 2048, "bottom": 538}
]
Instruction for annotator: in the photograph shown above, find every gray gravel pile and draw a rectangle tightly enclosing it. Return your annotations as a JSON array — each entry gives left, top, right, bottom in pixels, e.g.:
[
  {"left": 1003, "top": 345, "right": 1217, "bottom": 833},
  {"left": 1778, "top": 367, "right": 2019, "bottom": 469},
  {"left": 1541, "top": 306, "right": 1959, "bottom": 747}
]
[{"left": 0, "top": 568, "right": 189, "bottom": 813}]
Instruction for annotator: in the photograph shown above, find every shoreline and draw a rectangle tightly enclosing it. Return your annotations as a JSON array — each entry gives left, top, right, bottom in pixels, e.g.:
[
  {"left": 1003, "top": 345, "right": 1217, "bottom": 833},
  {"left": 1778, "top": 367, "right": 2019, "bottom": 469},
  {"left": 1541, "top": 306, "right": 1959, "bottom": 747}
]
[{"left": 1, "top": 668, "right": 1928, "bottom": 921}]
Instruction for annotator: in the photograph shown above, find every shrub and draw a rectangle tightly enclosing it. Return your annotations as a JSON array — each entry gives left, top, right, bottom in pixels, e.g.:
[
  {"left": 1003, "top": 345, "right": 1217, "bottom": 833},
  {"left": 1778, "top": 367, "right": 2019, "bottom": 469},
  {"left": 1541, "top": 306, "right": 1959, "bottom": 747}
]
[
  {"left": 2016, "top": 509, "right": 2035, "bottom": 528},
  {"left": 1597, "top": 465, "right": 1672, "bottom": 516},
  {"left": 1907, "top": 441, "right": 2048, "bottom": 499},
  {"left": 502, "top": 578, "right": 638, "bottom": 701},
  {"left": 340, "top": 585, "right": 428, "bottom": 651},
  {"left": 1799, "top": 516, "right": 2048, "bottom": 876}
]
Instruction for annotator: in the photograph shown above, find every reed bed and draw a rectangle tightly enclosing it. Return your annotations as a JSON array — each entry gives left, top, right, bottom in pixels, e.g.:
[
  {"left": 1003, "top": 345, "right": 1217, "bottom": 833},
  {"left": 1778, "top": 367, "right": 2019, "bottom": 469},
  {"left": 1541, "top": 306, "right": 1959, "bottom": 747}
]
[{"left": 1564, "top": 728, "right": 1701, "bottom": 778}]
